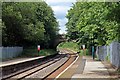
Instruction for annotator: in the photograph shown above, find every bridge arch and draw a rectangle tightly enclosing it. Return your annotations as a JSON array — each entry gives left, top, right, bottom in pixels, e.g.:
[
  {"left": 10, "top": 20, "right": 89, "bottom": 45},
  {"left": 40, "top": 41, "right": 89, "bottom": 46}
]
[{"left": 53, "top": 34, "right": 66, "bottom": 48}]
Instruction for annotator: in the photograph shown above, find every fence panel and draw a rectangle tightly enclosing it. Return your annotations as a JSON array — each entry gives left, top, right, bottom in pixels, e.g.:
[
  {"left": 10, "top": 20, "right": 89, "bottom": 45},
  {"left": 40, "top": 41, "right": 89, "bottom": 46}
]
[
  {"left": 118, "top": 43, "right": 120, "bottom": 67},
  {"left": 97, "top": 46, "right": 107, "bottom": 61},
  {"left": 96, "top": 42, "right": 120, "bottom": 68},
  {"left": 0, "top": 47, "right": 23, "bottom": 59}
]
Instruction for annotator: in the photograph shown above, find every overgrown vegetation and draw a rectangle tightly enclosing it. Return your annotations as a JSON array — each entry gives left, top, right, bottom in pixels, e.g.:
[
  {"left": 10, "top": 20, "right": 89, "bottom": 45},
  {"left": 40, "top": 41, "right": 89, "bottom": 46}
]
[
  {"left": 105, "top": 53, "right": 110, "bottom": 62},
  {"left": 22, "top": 48, "right": 57, "bottom": 57},
  {"left": 2, "top": 2, "right": 59, "bottom": 49},
  {"left": 79, "top": 49, "right": 89, "bottom": 56},
  {"left": 66, "top": 2, "right": 120, "bottom": 50},
  {"left": 57, "top": 42, "right": 79, "bottom": 52},
  {"left": 57, "top": 41, "right": 89, "bottom": 56}
]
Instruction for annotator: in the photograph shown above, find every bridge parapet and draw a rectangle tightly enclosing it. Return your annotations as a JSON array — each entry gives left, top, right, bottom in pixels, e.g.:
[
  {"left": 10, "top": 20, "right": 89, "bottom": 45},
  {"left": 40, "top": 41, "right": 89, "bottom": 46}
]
[{"left": 54, "top": 34, "right": 67, "bottom": 48}]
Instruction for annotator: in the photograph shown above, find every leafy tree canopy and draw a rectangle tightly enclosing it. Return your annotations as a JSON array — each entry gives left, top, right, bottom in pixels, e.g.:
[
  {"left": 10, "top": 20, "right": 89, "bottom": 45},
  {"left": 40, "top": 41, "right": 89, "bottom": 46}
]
[
  {"left": 66, "top": 2, "right": 120, "bottom": 47},
  {"left": 2, "top": 2, "right": 59, "bottom": 48}
]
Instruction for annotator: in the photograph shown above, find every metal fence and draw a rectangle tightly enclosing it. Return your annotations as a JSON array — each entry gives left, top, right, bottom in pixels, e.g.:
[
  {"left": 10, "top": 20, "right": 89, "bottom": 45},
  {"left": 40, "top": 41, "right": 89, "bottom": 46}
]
[
  {"left": 0, "top": 47, "right": 23, "bottom": 59},
  {"left": 96, "top": 42, "right": 120, "bottom": 68}
]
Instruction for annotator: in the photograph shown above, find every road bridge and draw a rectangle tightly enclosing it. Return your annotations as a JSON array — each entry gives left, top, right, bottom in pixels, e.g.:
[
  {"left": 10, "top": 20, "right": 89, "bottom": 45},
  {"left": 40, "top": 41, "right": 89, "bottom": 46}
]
[{"left": 54, "top": 34, "right": 66, "bottom": 48}]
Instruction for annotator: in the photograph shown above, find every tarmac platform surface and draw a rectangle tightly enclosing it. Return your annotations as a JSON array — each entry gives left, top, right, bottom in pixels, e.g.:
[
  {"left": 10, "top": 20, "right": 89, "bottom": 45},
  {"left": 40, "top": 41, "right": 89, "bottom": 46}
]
[
  {"left": 58, "top": 56, "right": 114, "bottom": 79},
  {"left": 0, "top": 56, "right": 44, "bottom": 67},
  {"left": 72, "top": 56, "right": 110, "bottom": 79}
]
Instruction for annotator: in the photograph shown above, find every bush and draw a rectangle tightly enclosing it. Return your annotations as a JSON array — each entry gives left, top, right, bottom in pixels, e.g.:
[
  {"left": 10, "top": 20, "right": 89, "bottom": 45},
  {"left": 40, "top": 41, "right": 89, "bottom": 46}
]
[
  {"left": 22, "top": 48, "right": 57, "bottom": 57},
  {"left": 79, "top": 49, "right": 89, "bottom": 56}
]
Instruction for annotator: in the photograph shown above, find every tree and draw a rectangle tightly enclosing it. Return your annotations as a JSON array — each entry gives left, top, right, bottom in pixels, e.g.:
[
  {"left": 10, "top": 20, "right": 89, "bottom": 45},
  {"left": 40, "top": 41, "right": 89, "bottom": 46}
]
[
  {"left": 2, "top": 2, "right": 59, "bottom": 48},
  {"left": 66, "top": 2, "right": 120, "bottom": 48}
]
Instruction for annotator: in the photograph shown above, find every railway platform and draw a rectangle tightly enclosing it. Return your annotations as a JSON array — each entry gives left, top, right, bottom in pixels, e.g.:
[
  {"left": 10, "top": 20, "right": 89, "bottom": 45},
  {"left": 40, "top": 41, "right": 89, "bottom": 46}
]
[
  {"left": 0, "top": 56, "right": 44, "bottom": 67},
  {"left": 58, "top": 56, "right": 118, "bottom": 79}
]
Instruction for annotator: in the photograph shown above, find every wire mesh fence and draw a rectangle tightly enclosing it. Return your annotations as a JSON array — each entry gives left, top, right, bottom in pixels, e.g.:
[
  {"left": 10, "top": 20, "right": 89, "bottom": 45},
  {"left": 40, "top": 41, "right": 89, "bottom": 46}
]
[
  {"left": 0, "top": 47, "right": 23, "bottom": 59},
  {"left": 96, "top": 41, "right": 120, "bottom": 68}
]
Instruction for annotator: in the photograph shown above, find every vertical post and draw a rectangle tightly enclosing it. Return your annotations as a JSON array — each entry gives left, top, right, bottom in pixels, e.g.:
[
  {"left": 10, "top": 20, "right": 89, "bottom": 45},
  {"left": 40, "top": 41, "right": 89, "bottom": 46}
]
[
  {"left": 92, "top": 46, "right": 95, "bottom": 60},
  {"left": 92, "top": 33, "right": 95, "bottom": 60}
]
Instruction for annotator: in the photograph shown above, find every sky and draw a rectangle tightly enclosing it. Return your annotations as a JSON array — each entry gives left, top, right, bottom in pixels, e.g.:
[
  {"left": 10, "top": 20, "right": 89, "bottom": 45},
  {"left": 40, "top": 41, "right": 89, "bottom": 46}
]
[{"left": 45, "top": 0, "right": 77, "bottom": 34}]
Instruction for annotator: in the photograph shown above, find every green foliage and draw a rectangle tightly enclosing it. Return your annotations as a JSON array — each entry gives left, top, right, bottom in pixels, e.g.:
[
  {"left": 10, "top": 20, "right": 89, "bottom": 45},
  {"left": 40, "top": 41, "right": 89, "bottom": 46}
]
[
  {"left": 66, "top": 2, "right": 120, "bottom": 47},
  {"left": 22, "top": 48, "right": 57, "bottom": 57},
  {"left": 57, "top": 42, "right": 79, "bottom": 52},
  {"left": 79, "top": 49, "right": 89, "bottom": 56},
  {"left": 2, "top": 2, "right": 59, "bottom": 48},
  {"left": 39, "top": 49, "right": 57, "bottom": 56},
  {"left": 105, "top": 53, "right": 110, "bottom": 62}
]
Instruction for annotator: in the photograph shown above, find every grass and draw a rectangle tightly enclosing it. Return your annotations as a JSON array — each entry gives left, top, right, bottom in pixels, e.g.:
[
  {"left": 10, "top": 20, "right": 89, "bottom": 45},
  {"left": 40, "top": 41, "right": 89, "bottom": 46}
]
[
  {"left": 105, "top": 53, "right": 110, "bottom": 62},
  {"left": 57, "top": 41, "right": 90, "bottom": 56},
  {"left": 79, "top": 49, "right": 89, "bottom": 56},
  {"left": 57, "top": 42, "right": 79, "bottom": 52}
]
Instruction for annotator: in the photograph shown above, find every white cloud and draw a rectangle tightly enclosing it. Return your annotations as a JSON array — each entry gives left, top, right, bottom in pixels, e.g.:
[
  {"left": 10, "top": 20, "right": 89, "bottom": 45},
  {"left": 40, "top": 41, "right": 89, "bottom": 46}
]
[
  {"left": 57, "top": 18, "right": 68, "bottom": 27},
  {"left": 46, "top": 0, "right": 76, "bottom": 4},
  {"left": 59, "top": 27, "right": 67, "bottom": 34},
  {"left": 45, "top": 0, "right": 77, "bottom": 34},
  {"left": 51, "top": 6, "right": 70, "bottom": 19},
  {"left": 51, "top": 6, "right": 69, "bottom": 13},
  {"left": 57, "top": 18, "right": 68, "bottom": 34}
]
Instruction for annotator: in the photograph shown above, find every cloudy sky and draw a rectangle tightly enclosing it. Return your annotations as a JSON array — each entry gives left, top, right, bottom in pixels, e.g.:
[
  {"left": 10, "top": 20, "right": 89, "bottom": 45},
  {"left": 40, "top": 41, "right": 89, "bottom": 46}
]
[{"left": 45, "top": 0, "right": 77, "bottom": 34}]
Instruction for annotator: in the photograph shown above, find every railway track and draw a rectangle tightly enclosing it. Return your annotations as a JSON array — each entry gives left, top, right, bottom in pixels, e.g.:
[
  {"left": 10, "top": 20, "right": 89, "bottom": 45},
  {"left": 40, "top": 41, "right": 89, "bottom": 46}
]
[
  {"left": 2, "top": 50, "right": 77, "bottom": 80},
  {"left": 2, "top": 54, "right": 70, "bottom": 80}
]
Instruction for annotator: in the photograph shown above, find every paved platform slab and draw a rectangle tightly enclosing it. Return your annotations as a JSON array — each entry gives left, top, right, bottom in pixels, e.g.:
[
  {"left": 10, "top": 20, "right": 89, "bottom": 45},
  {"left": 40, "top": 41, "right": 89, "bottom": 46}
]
[
  {"left": 72, "top": 56, "right": 110, "bottom": 78},
  {"left": 58, "top": 56, "right": 82, "bottom": 78}
]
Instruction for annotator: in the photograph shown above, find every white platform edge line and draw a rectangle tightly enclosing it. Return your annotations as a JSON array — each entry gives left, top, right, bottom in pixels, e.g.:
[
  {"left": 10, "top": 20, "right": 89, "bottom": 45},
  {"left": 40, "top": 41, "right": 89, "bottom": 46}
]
[
  {"left": 1, "top": 56, "right": 44, "bottom": 67},
  {"left": 55, "top": 55, "right": 79, "bottom": 79}
]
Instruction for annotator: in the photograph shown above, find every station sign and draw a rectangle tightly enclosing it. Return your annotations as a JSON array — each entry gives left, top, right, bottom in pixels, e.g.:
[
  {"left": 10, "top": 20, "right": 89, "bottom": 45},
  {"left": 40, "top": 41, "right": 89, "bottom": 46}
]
[
  {"left": 38, "top": 45, "right": 40, "bottom": 51},
  {"left": 82, "top": 45, "right": 85, "bottom": 49}
]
